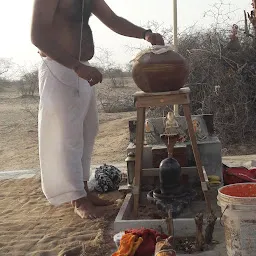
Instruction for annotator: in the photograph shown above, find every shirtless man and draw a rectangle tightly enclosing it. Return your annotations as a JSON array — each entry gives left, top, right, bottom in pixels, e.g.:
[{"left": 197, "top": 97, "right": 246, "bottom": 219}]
[{"left": 31, "top": 0, "right": 164, "bottom": 219}]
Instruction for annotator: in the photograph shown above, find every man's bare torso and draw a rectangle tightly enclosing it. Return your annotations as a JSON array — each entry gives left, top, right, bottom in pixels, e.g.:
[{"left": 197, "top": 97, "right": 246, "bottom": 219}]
[{"left": 51, "top": 0, "right": 94, "bottom": 61}]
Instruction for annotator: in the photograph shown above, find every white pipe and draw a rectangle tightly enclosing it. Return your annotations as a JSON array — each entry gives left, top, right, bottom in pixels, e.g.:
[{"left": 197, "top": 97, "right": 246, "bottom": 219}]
[{"left": 173, "top": 0, "right": 179, "bottom": 115}]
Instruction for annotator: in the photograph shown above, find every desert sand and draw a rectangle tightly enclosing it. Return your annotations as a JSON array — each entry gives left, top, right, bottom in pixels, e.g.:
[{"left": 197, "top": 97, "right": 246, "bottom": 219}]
[{"left": 0, "top": 175, "right": 123, "bottom": 255}]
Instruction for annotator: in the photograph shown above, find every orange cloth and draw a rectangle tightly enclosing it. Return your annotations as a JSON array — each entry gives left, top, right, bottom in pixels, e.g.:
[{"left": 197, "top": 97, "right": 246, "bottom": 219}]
[{"left": 112, "top": 233, "right": 143, "bottom": 256}]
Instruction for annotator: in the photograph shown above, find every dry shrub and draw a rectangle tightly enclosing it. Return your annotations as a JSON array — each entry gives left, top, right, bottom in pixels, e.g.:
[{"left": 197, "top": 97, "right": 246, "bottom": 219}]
[
  {"left": 177, "top": 29, "right": 256, "bottom": 145},
  {"left": 0, "top": 58, "right": 13, "bottom": 92},
  {"left": 0, "top": 58, "right": 12, "bottom": 76},
  {"left": 19, "top": 70, "right": 39, "bottom": 97},
  {"left": 146, "top": 106, "right": 174, "bottom": 119},
  {"left": 104, "top": 69, "right": 126, "bottom": 88},
  {"left": 97, "top": 84, "right": 135, "bottom": 113},
  {"left": 0, "top": 78, "right": 12, "bottom": 92}
]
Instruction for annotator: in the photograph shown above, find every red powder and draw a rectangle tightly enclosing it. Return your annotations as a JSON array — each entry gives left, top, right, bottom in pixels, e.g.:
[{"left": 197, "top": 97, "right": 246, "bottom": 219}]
[{"left": 220, "top": 183, "right": 256, "bottom": 197}]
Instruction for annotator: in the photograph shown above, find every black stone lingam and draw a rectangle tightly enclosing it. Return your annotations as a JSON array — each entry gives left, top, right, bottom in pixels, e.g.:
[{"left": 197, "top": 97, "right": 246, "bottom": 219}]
[
  {"left": 159, "top": 134, "right": 181, "bottom": 194},
  {"left": 147, "top": 133, "right": 197, "bottom": 217}
]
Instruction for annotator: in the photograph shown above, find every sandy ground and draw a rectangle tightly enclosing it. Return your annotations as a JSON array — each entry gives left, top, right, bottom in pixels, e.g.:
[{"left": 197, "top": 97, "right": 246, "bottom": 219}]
[
  {"left": 0, "top": 84, "right": 136, "bottom": 171},
  {"left": 0, "top": 176, "right": 122, "bottom": 256}
]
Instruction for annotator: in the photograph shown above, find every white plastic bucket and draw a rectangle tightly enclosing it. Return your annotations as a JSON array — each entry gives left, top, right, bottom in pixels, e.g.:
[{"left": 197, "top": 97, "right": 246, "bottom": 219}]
[{"left": 217, "top": 183, "right": 256, "bottom": 256}]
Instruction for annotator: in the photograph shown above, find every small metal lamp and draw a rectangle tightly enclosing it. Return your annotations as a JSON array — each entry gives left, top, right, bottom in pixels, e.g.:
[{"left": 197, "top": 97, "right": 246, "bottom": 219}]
[{"left": 125, "top": 152, "right": 135, "bottom": 187}]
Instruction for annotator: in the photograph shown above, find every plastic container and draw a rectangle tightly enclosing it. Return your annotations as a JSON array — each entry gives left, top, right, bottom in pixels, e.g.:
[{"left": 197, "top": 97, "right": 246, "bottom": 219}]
[{"left": 217, "top": 183, "right": 256, "bottom": 256}]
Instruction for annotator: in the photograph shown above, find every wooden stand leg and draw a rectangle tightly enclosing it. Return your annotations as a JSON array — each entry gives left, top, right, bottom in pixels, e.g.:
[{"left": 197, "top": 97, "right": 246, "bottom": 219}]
[
  {"left": 133, "top": 107, "right": 146, "bottom": 217},
  {"left": 183, "top": 104, "right": 212, "bottom": 213}
]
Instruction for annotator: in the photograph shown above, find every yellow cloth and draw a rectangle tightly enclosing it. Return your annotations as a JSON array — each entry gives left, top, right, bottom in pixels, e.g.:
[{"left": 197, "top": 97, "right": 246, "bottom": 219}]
[
  {"left": 130, "top": 237, "right": 143, "bottom": 256},
  {"left": 112, "top": 233, "right": 143, "bottom": 256}
]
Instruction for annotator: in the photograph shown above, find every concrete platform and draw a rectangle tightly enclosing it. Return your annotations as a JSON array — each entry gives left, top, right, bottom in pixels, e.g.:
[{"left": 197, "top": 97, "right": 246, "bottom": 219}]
[
  {"left": 114, "top": 193, "right": 227, "bottom": 255},
  {"left": 114, "top": 194, "right": 221, "bottom": 235}
]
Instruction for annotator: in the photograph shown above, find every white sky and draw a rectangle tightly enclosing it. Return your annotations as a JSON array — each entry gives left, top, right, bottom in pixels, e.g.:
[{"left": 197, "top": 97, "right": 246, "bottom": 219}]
[{"left": 0, "top": 0, "right": 252, "bottom": 69}]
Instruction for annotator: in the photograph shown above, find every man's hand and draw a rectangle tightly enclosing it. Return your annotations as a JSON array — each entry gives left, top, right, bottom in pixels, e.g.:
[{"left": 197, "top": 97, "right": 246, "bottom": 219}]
[
  {"left": 145, "top": 32, "right": 165, "bottom": 46},
  {"left": 74, "top": 64, "right": 103, "bottom": 86}
]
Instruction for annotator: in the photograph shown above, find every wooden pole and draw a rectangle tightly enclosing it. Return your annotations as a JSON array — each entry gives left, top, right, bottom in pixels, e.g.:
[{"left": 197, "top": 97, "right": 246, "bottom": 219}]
[
  {"left": 173, "top": 0, "right": 179, "bottom": 116},
  {"left": 133, "top": 107, "right": 146, "bottom": 217}
]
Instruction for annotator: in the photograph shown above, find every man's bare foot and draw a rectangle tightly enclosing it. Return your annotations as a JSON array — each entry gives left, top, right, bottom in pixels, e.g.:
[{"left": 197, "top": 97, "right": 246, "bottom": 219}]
[
  {"left": 84, "top": 181, "right": 113, "bottom": 206},
  {"left": 71, "top": 193, "right": 113, "bottom": 207},
  {"left": 87, "top": 192, "right": 113, "bottom": 206},
  {"left": 72, "top": 197, "right": 99, "bottom": 219}
]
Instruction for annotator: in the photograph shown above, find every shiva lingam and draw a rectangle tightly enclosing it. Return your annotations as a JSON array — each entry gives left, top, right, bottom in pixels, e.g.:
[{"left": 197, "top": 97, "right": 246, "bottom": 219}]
[
  {"left": 147, "top": 112, "right": 196, "bottom": 218},
  {"left": 159, "top": 133, "right": 182, "bottom": 195}
]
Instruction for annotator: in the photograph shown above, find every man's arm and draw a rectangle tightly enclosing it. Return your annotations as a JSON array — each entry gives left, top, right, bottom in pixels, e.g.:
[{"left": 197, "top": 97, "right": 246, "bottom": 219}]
[
  {"left": 92, "top": 0, "right": 148, "bottom": 39},
  {"left": 31, "top": 0, "right": 80, "bottom": 69}
]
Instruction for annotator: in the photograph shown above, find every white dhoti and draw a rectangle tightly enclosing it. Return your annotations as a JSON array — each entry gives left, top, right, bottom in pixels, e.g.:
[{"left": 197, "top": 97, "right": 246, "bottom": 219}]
[{"left": 38, "top": 58, "right": 99, "bottom": 206}]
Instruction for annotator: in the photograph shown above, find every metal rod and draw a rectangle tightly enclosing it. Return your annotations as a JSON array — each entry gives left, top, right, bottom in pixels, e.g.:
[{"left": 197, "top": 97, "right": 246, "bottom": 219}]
[
  {"left": 173, "top": 0, "right": 179, "bottom": 116},
  {"left": 173, "top": 0, "right": 178, "bottom": 52}
]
